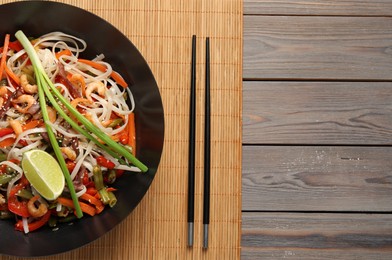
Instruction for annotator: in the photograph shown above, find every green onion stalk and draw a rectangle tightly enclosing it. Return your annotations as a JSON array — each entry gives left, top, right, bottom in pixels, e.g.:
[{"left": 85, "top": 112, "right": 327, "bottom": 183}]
[
  {"left": 15, "top": 30, "right": 148, "bottom": 217},
  {"left": 40, "top": 82, "right": 128, "bottom": 166},
  {"left": 34, "top": 57, "right": 83, "bottom": 218}
]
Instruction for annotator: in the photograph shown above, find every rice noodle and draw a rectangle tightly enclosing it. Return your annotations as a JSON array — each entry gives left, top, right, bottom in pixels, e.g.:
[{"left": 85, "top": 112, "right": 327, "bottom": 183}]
[
  {"left": 35, "top": 31, "right": 87, "bottom": 54},
  {"left": 75, "top": 185, "right": 87, "bottom": 197},
  {"left": 47, "top": 122, "right": 84, "bottom": 139},
  {"left": 7, "top": 128, "right": 47, "bottom": 160},
  {"left": 115, "top": 164, "right": 142, "bottom": 173},
  {"left": 0, "top": 31, "right": 139, "bottom": 232},
  {"left": 0, "top": 133, "right": 15, "bottom": 142},
  {"left": 3, "top": 160, "right": 23, "bottom": 197},
  {"left": 71, "top": 141, "right": 95, "bottom": 180},
  {"left": 22, "top": 217, "right": 29, "bottom": 234}
]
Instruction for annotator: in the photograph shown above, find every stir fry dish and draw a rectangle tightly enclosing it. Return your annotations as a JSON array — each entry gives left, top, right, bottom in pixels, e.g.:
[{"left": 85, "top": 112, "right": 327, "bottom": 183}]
[{"left": 0, "top": 31, "right": 147, "bottom": 233}]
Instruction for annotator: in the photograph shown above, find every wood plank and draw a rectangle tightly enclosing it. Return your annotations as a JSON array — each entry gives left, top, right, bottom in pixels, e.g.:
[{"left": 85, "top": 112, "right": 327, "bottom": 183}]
[
  {"left": 244, "top": 16, "right": 392, "bottom": 80},
  {"left": 243, "top": 81, "right": 392, "bottom": 145},
  {"left": 241, "top": 212, "right": 392, "bottom": 259},
  {"left": 242, "top": 146, "right": 392, "bottom": 211},
  {"left": 244, "top": 0, "right": 392, "bottom": 16}
]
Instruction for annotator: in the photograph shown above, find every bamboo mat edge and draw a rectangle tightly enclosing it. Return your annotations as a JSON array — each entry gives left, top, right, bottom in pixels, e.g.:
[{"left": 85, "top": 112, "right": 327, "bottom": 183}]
[{"left": 0, "top": 0, "right": 243, "bottom": 259}]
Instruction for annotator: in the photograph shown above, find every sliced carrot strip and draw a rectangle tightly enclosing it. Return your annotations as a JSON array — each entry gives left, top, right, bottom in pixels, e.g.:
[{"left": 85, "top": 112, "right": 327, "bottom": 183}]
[
  {"left": 80, "top": 193, "right": 104, "bottom": 208},
  {"left": 0, "top": 137, "right": 15, "bottom": 148},
  {"left": 22, "top": 120, "right": 43, "bottom": 131},
  {"left": 5, "top": 66, "right": 20, "bottom": 85},
  {"left": 78, "top": 59, "right": 106, "bottom": 71},
  {"left": 57, "top": 197, "right": 96, "bottom": 217},
  {"left": 0, "top": 120, "right": 43, "bottom": 148},
  {"left": 55, "top": 49, "right": 72, "bottom": 60},
  {"left": 109, "top": 70, "right": 128, "bottom": 88},
  {"left": 0, "top": 34, "right": 10, "bottom": 79},
  {"left": 95, "top": 204, "right": 105, "bottom": 214}
]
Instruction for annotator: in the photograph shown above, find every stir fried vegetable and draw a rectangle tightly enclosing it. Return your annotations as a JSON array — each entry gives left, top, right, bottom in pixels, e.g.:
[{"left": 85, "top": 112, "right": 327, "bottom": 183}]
[{"left": 0, "top": 31, "right": 145, "bottom": 233}]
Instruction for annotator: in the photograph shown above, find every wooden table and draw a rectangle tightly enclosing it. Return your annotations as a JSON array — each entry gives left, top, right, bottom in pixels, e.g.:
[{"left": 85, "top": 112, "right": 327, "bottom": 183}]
[
  {"left": 0, "top": 1, "right": 242, "bottom": 259},
  {"left": 242, "top": 1, "right": 392, "bottom": 259}
]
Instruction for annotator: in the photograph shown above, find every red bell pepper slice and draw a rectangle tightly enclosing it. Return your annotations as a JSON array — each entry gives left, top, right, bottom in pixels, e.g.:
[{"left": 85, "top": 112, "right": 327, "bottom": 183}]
[
  {"left": 15, "top": 210, "right": 51, "bottom": 232},
  {"left": 116, "top": 169, "right": 125, "bottom": 178},
  {"left": 66, "top": 160, "right": 76, "bottom": 172},
  {"left": 82, "top": 171, "right": 90, "bottom": 185},
  {"left": 0, "top": 128, "right": 13, "bottom": 137},
  {"left": 96, "top": 156, "right": 115, "bottom": 169},
  {"left": 8, "top": 40, "right": 23, "bottom": 52},
  {"left": 8, "top": 183, "right": 31, "bottom": 217}
]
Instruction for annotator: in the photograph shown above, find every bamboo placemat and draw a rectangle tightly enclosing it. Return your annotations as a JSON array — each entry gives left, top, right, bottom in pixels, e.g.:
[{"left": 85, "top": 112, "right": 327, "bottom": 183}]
[{"left": 0, "top": 0, "right": 242, "bottom": 259}]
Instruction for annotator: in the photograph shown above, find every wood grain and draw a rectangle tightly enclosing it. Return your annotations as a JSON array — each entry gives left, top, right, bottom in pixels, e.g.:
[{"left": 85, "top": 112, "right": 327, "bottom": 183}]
[
  {"left": 244, "top": 0, "right": 392, "bottom": 16},
  {"left": 244, "top": 16, "right": 392, "bottom": 80},
  {"left": 242, "top": 212, "right": 392, "bottom": 260},
  {"left": 0, "top": 0, "right": 243, "bottom": 259},
  {"left": 243, "top": 81, "right": 392, "bottom": 145},
  {"left": 241, "top": 1, "right": 392, "bottom": 259},
  {"left": 243, "top": 146, "right": 392, "bottom": 211}
]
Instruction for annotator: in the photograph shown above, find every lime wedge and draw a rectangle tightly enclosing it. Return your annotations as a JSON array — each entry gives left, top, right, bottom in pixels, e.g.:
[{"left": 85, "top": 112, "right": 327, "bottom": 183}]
[{"left": 22, "top": 150, "right": 65, "bottom": 200}]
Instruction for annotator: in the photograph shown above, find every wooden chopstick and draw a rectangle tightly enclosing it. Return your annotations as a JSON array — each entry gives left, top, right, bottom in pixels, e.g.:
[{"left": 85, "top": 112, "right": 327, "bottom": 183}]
[
  {"left": 187, "top": 34, "right": 196, "bottom": 247},
  {"left": 203, "top": 37, "right": 211, "bottom": 249}
]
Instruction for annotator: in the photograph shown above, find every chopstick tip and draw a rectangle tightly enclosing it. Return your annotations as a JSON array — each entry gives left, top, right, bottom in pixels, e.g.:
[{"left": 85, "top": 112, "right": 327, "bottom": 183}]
[
  {"left": 187, "top": 222, "right": 194, "bottom": 247},
  {"left": 203, "top": 224, "right": 209, "bottom": 249}
]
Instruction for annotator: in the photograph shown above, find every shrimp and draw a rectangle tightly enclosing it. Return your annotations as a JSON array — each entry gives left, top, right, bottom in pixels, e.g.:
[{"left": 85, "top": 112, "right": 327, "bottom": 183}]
[
  {"left": 46, "top": 106, "right": 57, "bottom": 123},
  {"left": 69, "top": 98, "right": 93, "bottom": 123},
  {"left": 70, "top": 98, "right": 92, "bottom": 109},
  {"left": 20, "top": 74, "right": 38, "bottom": 94},
  {"left": 8, "top": 119, "right": 23, "bottom": 137},
  {"left": 85, "top": 81, "right": 105, "bottom": 101},
  {"left": 12, "top": 94, "right": 36, "bottom": 114},
  {"left": 70, "top": 74, "right": 86, "bottom": 97},
  {"left": 61, "top": 147, "right": 77, "bottom": 161},
  {"left": 0, "top": 86, "right": 8, "bottom": 97},
  {"left": 27, "top": 195, "right": 48, "bottom": 218},
  {"left": 84, "top": 112, "right": 95, "bottom": 124},
  {"left": 0, "top": 194, "right": 5, "bottom": 205},
  {"left": 0, "top": 86, "right": 8, "bottom": 107}
]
